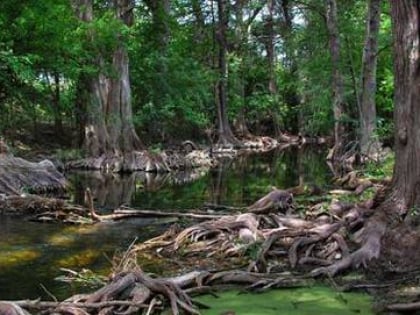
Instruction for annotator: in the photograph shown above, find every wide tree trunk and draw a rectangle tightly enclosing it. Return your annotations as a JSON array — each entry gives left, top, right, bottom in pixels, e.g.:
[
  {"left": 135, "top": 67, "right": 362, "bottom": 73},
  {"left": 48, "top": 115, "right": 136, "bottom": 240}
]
[
  {"left": 326, "top": 0, "right": 347, "bottom": 160},
  {"left": 215, "top": 0, "right": 242, "bottom": 148},
  {"left": 73, "top": 0, "right": 109, "bottom": 157},
  {"left": 72, "top": 0, "right": 173, "bottom": 172},
  {"left": 359, "top": 0, "right": 381, "bottom": 156},
  {"left": 388, "top": 0, "right": 420, "bottom": 215}
]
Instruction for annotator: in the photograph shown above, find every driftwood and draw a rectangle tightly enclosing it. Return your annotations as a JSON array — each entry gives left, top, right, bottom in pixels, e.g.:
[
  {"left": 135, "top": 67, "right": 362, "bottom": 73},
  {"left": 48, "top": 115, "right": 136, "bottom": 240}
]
[{"left": 19, "top": 188, "right": 294, "bottom": 224}]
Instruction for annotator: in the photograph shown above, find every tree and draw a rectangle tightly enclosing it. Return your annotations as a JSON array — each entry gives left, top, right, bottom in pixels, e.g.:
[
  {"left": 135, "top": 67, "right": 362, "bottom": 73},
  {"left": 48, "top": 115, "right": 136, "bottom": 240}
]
[
  {"left": 326, "top": 0, "right": 347, "bottom": 159},
  {"left": 264, "top": 0, "right": 282, "bottom": 138},
  {"left": 388, "top": 0, "right": 420, "bottom": 215},
  {"left": 231, "top": 0, "right": 258, "bottom": 140},
  {"left": 359, "top": 0, "right": 381, "bottom": 155},
  {"left": 74, "top": 0, "right": 146, "bottom": 171},
  {"left": 215, "top": 0, "right": 242, "bottom": 147},
  {"left": 313, "top": 0, "right": 420, "bottom": 277}
]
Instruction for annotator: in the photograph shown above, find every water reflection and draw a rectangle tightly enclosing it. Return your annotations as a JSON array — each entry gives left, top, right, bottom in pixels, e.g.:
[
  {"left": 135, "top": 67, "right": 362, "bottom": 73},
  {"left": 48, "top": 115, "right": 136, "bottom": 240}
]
[
  {"left": 69, "top": 146, "right": 331, "bottom": 211},
  {"left": 0, "top": 146, "right": 331, "bottom": 300}
]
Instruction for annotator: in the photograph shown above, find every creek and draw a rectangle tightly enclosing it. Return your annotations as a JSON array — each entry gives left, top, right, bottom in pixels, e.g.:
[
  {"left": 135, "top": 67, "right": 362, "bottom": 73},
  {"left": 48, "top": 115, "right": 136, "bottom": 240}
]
[{"left": 0, "top": 146, "right": 373, "bottom": 314}]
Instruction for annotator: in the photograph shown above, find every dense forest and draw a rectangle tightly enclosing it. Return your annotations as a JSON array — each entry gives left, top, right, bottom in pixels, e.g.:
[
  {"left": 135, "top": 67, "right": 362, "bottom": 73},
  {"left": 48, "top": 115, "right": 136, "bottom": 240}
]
[
  {"left": 2, "top": 0, "right": 420, "bottom": 314},
  {"left": 0, "top": 0, "right": 393, "bottom": 154}
]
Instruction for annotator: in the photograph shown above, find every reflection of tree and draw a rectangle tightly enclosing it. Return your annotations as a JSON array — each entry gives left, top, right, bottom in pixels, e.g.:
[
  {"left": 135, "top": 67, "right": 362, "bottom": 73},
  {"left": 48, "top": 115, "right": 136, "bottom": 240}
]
[
  {"left": 69, "top": 148, "right": 331, "bottom": 210},
  {"left": 69, "top": 169, "right": 211, "bottom": 210},
  {"left": 298, "top": 147, "right": 332, "bottom": 188},
  {"left": 70, "top": 171, "right": 136, "bottom": 210},
  {"left": 209, "top": 158, "right": 234, "bottom": 205}
]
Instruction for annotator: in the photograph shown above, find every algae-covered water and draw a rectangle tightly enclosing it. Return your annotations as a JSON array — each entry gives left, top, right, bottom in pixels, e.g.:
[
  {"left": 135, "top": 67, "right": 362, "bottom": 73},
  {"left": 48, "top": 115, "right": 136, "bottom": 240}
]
[
  {"left": 0, "top": 147, "right": 373, "bottom": 314},
  {"left": 197, "top": 287, "right": 373, "bottom": 315}
]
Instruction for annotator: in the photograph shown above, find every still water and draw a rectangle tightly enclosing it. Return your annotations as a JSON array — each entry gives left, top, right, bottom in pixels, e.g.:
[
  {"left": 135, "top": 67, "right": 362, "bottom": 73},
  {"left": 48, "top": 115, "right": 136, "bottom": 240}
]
[{"left": 0, "top": 147, "right": 332, "bottom": 300}]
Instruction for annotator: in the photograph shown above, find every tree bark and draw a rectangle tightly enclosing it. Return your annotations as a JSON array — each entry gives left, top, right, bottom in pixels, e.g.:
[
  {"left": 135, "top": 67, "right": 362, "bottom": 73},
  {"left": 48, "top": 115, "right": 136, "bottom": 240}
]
[
  {"left": 215, "top": 0, "right": 242, "bottom": 147},
  {"left": 326, "top": 0, "right": 346, "bottom": 159},
  {"left": 359, "top": 0, "right": 381, "bottom": 155},
  {"left": 388, "top": 0, "right": 420, "bottom": 215},
  {"left": 74, "top": 0, "right": 110, "bottom": 157},
  {"left": 74, "top": 0, "right": 146, "bottom": 170}
]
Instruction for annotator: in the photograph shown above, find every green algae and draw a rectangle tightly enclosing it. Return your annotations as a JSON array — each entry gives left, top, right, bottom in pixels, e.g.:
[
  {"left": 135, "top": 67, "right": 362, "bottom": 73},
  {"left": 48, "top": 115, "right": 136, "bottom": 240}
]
[
  {"left": 196, "top": 287, "right": 373, "bottom": 315},
  {"left": 0, "top": 249, "right": 40, "bottom": 267}
]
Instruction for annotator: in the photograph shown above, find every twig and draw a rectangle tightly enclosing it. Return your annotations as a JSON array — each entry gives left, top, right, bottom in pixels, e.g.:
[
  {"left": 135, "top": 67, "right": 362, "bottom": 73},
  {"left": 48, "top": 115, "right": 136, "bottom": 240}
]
[{"left": 39, "top": 284, "right": 57, "bottom": 302}]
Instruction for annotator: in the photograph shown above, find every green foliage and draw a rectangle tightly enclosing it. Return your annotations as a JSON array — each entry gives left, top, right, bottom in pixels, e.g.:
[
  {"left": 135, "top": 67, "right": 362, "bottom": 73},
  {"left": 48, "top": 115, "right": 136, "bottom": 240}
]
[
  {"left": 0, "top": 0, "right": 395, "bottom": 146},
  {"left": 362, "top": 152, "right": 394, "bottom": 180},
  {"left": 130, "top": 10, "right": 214, "bottom": 142}
]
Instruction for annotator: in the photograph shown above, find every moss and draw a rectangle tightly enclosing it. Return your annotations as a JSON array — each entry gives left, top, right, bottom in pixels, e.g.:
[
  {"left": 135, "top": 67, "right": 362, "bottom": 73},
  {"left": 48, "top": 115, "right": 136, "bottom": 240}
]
[{"left": 0, "top": 249, "right": 40, "bottom": 267}]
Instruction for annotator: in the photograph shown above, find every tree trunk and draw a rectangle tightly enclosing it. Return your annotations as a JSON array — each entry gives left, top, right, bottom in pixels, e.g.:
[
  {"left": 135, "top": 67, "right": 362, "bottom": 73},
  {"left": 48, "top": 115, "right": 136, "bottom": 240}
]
[
  {"left": 215, "top": 0, "right": 242, "bottom": 148},
  {"left": 359, "top": 0, "right": 381, "bottom": 156},
  {"left": 326, "top": 0, "right": 346, "bottom": 159},
  {"left": 279, "top": 0, "right": 300, "bottom": 135},
  {"left": 232, "top": 0, "right": 253, "bottom": 140},
  {"left": 53, "top": 72, "right": 63, "bottom": 138},
  {"left": 388, "top": 0, "right": 420, "bottom": 215},
  {"left": 265, "top": 0, "right": 282, "bottom": 138},
  {"left": 72, "top": 0, "right": 165, "bottom": 171}
]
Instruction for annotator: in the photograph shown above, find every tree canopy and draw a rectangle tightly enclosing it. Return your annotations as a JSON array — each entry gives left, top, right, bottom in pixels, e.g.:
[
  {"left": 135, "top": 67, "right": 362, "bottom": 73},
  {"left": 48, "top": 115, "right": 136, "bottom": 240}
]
[{"left": 0, "top": 0, "right": 394, "bottom": 151}]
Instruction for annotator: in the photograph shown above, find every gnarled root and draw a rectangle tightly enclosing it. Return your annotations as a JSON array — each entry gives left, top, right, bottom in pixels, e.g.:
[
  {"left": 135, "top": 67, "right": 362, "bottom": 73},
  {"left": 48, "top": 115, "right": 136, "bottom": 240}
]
[
  {"left": 57, "top": 270, "right": 200, "bottom": 315},
  {"left": 311, "top": 212, "right": 386, "bottom": 277},
  {"left": 247, "top": 188, "right": 294, "bottom": 214}
]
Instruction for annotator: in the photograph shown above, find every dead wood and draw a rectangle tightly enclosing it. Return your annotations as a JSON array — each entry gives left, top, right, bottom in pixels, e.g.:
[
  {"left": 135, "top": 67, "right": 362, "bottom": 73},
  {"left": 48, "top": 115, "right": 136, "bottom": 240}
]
[
  {"left": 248, "top": 188, "right": 294, "bottom": 214},
  {"left": 85, "top": 187, "right": 201, "bottom": 224},
  {"left": 114, "top": 208, "right": 224, "bottom": 221}
]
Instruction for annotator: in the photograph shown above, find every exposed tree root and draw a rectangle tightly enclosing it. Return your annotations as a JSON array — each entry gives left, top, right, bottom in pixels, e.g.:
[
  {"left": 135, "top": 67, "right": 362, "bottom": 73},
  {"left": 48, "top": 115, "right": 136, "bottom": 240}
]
[
  {"left": 4, "top": 187, "right": 420, "bottom": 313},
  {"left": 2, "top": 268, "right": 310, "bottom": 314},
  {"left": 311, "top": 211, "right": 386, "bottom": 277},
  {"left": 132, "top": 196, "right": 363, "bottom": 275},
  {"left": 66, "top": 149, "right": 216, "bottom": 173},
  {"left": 247, "top": 188, "right": 294, "bottom": 214},
  {"left": 0, "top": 153, "right": 66, "bottom": 195},
  {"left": 385, "top": 301, "right": 420, "bottom": 312}
]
